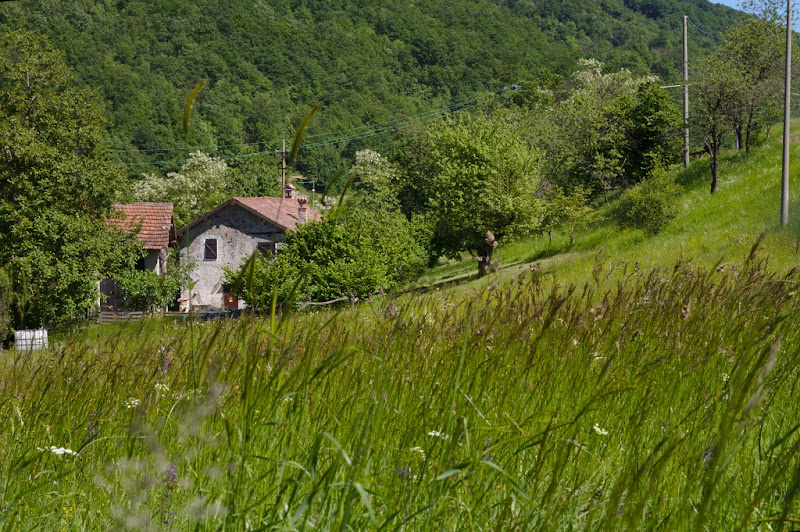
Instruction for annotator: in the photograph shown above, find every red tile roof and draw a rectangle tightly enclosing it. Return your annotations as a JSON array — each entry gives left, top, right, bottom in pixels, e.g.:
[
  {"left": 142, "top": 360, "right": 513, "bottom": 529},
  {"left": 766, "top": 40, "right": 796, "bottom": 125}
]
[
  {"left": 177, "top": 196, "right": 321, "bottom": 236},
  {"left": 109, "top": 203, "right": 176, "bottom": 249}
]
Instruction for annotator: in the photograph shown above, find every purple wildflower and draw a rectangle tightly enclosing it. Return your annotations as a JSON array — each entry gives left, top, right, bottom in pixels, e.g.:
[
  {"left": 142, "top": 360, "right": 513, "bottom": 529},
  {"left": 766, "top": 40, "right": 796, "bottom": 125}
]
[
  {"left": 160, "top": 462, "right": 178, "bottom": 525},
  {"left": 661, "top": 420, "right": 668, "bottom": 434},
  {"left": 82, "top": 410, "right": 99, "bottom": 456},
  {"left": 481, "top": 437, "right": 494, "bottom": 462},
  {"left": 158, "top": 349, "right": 171, "bottom": 377},
  {"left": 704, "top": 444, "right": 714, "bottom": 463},
  {"left": 395, "top": 465, "right": 412, "bottom": 482}
]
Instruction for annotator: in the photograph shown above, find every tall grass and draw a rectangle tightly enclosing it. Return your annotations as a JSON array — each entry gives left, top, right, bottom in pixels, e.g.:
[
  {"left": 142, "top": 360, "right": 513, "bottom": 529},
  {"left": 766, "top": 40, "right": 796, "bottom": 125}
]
[{"left": 2, "top": 244, "right": 800, "bottom": 529}]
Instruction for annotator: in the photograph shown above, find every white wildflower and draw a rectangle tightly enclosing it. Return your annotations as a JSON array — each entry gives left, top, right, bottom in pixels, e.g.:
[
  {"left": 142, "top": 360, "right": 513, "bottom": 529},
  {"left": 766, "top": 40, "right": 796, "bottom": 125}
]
[
  {"left": 427, "top": 431, "right": 449, "bottom": 440},
  {"left": 722, "top": 373, "right": 730, "bottom": 383},
  {"left": 410, "top": 446, "right": 426, "bottom": 458},
  {"left": 37, "top": 446, "right": 77, "bottom": 456},
  {"left": 123, "top": 398, "right": 142, "bottom": 409},
  {"left": 593, "top": 423, "right": 609, "bottom": 436},
  {"left": 155, "top": 383, "right": 169, "bottom": 393}
]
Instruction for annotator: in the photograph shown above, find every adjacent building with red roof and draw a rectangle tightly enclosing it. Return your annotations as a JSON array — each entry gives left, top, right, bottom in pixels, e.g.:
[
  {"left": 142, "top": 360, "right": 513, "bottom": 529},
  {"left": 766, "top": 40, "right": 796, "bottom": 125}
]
[
  {"left": 108, "top": 202, "right": 177, "bottom": 274},
  {"left": 102, "top": 202, "right": 177, "bottom": 311}
]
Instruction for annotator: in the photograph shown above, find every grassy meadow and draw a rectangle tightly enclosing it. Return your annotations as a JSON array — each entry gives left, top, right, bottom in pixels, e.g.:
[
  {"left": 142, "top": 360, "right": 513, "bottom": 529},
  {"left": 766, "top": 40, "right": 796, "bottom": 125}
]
[{"left": 3, "top": 244, "right": 800, "bottom": 529}]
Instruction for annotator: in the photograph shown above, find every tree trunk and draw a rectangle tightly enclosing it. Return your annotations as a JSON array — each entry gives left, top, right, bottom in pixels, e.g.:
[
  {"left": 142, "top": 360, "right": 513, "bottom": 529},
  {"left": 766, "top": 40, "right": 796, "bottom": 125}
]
[
  {"left": 548, "top": 230, "right": 552, "bottom": 244},
  {"left": 735, "top": 123, "right": 743, "bottom": 151},
  {"left": 745, "top": 107, "right": 754, "bottom": 154},
  {"left": 476, "top": 231, "right": 498, "bottom": 277},
  {"left": 710, "top": 147, "right": 719, "bottom": 194},
  {"left": 477, "top": 249, "right": 492, "bottom": 277}
]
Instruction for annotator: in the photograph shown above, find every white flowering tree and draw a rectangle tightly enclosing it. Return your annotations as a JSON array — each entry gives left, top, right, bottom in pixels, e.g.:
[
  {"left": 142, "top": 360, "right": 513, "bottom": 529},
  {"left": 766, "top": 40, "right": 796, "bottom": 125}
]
[
  {"left": 349, "top": 149, "right": 401, "bottom": 211},
  {"left": 133, "top": 151, "right": 230, "bottom": 227}
]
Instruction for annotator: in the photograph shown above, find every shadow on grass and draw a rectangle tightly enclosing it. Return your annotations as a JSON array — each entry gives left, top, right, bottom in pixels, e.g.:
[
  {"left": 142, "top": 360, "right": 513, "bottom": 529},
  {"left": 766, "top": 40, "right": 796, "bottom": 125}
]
[
  {"left": 676, "top": 156, "right": 710, "bottom": 189},
  {"left": 521, "top": 243, "right": 568, "bottom": 264},
  {"left": 397, "top": 270, "right": 481, "bottom": 295}
]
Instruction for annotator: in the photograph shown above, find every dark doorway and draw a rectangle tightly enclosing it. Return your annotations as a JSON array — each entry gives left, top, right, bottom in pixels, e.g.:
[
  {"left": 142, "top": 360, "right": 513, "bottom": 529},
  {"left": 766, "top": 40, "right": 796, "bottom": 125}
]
[{"left": 223, "top": 290, "right": 238, "bottom": 310}]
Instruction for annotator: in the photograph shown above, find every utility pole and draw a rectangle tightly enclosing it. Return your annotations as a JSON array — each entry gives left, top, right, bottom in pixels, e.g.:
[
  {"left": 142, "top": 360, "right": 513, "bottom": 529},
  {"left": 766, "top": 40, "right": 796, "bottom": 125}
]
[
  {"left": 280, "top": 139, "right": 287, "bottom": 193},
  {"left": 782, "top": 0, "right": 792, "bottom": 227},
  {"left": 683, "top": 15, "right": 690, "bottom": 168}
]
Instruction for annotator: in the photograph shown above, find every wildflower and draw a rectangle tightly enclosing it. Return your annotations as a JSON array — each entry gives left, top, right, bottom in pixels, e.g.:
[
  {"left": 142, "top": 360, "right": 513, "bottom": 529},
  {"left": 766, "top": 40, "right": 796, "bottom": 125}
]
[
  {"left": 593, "top": 424, "right": 608, "bottom": 436},
  {"left": 722, "top": 373, "right": 730, "bottom": 383},
  {"left": 158, "top": 348, "right": 170, "bottom": 376},
  {"left": 409, "top": 446, "right": 426, "bottom": 458},
  {"left": 704, "top": 444, "right": 714, "bottom": 463},
  {"left": 661, "top": 420, "right": 668, "bottom": 434},
  {"left": 160, "top": 462, "right": 178, "bottom": 524},
  {"left": 395, "top": 465, "right": 412, "bottom": 482},
  {"left": 124, "top": 398, "right": 141, "bottom": 409},
  {"left": 481, "top": 437, "right": 494, "bottom": 462},
  {"left": 86, "top": 411, "right": 98, "bottom": 442},
  {"left": 155, "top": 383, "right": 170, "bottom": 393},
  {"left": 427, "top": 430, "right": 449, "bottom": 440},
  {"left": 37, "top": 446, "right": 77, "bottom": 456}
]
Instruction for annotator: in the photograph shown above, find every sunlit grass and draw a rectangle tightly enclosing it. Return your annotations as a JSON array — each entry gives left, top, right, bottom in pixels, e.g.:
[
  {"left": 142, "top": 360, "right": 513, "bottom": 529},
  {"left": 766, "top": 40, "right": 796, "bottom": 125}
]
[{"left": 3, "top": 246, "right": 800, "bottom": 529}]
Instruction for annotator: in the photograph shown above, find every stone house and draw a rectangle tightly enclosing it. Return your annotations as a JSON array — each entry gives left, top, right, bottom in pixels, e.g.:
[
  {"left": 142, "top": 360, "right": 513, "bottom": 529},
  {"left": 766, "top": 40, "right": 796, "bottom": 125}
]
[
  {"left": 177, "top": 189, "right": 320, "bottom": 311},
  {"left": 102, "top": 203, "right": 176, "bottom": 310}
]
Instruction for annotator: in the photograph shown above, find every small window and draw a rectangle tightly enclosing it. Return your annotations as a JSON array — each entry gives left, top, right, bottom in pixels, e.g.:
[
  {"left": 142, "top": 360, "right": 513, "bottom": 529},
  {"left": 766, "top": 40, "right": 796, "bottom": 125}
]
[
  {"left": 204, "top": 239, "right": 217, "bottom": 260},
  {"left": 257, "top": 242, "right": 274, "bottom": 258}
]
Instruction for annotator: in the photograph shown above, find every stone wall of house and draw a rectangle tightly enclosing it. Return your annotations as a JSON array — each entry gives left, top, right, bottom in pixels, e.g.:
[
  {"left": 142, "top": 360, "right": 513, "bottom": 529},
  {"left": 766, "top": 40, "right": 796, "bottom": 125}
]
[
  {"left": 179, "top": 205, "right": 285, "bottom": 309},
  {"left": 143, "top": 249, "right": 160, "bottom": 273}
]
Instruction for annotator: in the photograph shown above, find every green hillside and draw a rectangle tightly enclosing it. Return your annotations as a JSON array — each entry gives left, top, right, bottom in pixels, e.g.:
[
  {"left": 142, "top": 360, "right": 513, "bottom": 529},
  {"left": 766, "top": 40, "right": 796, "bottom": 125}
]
[
  {"left": 410, "top": 122, "right": 800, "bottom": 293},
  {"left": 0, "top": 0, "right": 739, "bottom": 182}
]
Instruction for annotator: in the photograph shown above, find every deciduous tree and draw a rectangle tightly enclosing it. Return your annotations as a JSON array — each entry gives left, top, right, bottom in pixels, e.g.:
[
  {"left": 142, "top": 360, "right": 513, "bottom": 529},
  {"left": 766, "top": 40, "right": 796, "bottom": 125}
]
[
  {"left": 402, "top": 113, "right": 543, "bottom": 276},
  {"left": 0, "top": 31, "right": 140, "bottom": 328},
  {"left": 133, "top": 151, "right": 230, "bottom": 227},
  {"left": 721, "top": 15, "right": 784, "bottom": 153},
  {"left": 693, "top": 56, "right": 740, "bottom": 193}
]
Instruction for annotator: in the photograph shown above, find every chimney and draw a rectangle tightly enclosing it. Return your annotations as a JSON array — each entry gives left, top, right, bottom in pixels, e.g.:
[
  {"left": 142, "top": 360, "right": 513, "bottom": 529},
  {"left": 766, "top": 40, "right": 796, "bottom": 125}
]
[
  {"left": 297, "top": 196, "right": 308, "bottom": 222},
  {"left": 284, "top": 183, "right": 296, "bottom": 199}
]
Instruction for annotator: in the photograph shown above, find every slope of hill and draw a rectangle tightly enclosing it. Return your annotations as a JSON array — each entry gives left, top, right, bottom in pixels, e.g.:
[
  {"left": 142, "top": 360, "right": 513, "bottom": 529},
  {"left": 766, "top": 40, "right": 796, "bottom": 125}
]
[
  {"left": 0, "top": 0, "right": 739, "bottom": 181},
  {"left": 410, "top": 124, "right": 800, "bottom": 292}
]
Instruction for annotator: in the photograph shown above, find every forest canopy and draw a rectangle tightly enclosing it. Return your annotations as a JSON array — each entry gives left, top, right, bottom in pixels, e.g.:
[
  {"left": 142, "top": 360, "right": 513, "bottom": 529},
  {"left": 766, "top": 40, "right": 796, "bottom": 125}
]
[{"left": 0, "top": 0, "right": 740, "bottom": 187}]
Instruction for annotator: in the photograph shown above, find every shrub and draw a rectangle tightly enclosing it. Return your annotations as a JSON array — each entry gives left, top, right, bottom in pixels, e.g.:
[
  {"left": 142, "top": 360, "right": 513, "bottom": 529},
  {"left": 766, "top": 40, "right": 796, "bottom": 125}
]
[
  {"left": 616, "top": 169, "right": 681, "bottom": 234},
  {"left": 0, "top": 268, "right": 12, "bottom": 342},
  {"left": 227, "top": 209, "right": 427, "bottom": 307},
  {"left": 113, "top": 252, "right": 192, "bottom": 311}
]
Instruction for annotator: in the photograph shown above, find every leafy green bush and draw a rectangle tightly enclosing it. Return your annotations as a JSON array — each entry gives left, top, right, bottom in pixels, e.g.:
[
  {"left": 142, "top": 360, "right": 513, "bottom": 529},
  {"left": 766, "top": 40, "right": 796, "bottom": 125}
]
[
  {"left": 616, "top": 169, "right": 681, "bottom": 235},
  {"left": 227, "top": 210, "right": 427, "bottom": 307},
  {"left": 0, "top": 268, "right": 12, "bottom": 341},
  {"left": 113, "top": 253, "right": 192, "bottom": 311}
]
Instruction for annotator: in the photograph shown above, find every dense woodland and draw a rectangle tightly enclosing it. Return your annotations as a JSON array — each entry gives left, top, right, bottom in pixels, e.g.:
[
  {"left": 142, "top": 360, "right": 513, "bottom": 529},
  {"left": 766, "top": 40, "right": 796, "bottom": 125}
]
[{"left": 0, "top": 0, "right": 739, "bottom": 184}]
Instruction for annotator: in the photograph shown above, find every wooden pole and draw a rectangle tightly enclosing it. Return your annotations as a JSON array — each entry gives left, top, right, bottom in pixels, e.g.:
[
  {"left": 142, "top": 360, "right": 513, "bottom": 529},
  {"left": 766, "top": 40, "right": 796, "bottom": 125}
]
[
  {"left": 782, "top": 0, "right": 792, "bottom": 227},
  {"left": 684, "top": 15, "right": 690, "bottom": 168},
  {"left": 281, "top": 139, "right": 287, "bottom": 193}
]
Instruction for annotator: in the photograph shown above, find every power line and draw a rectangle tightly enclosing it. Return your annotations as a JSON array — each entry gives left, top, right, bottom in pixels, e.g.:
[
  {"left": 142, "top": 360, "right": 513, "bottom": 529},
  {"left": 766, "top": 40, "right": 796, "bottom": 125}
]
[{"left": 687, "top": 17, "right": 724, "bottom": 41}]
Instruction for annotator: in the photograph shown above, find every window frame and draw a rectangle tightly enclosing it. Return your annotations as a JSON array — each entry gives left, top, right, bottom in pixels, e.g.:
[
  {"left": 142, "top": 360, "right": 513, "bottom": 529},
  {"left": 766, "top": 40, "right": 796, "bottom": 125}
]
[
  {"left": 203, "top": 238, "right": 218, "bottom": 261},
  {"left": 256, "top": 241, "right": 274, "bottom": 258}
]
